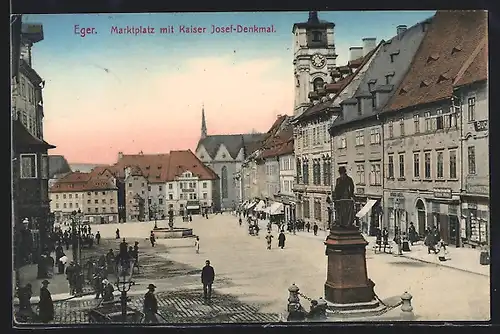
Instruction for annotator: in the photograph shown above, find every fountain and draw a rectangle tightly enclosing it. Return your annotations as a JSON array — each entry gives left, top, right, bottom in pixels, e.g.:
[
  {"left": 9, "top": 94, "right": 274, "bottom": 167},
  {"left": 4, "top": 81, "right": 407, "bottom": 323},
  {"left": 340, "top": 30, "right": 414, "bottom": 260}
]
[{"left": 152, "top": 211, "right": 195, "bottom": 239}]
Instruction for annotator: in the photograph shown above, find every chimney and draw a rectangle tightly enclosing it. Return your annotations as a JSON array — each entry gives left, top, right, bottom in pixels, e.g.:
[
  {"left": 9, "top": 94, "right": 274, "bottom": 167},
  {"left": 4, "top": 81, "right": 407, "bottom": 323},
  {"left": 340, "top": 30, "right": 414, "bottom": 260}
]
[
  {"left": 396, "top": 25, "right": 407, "bottom": 36},
  {"left": 118, "top": 151, "right": 123, "bottom": 160},
  {"left": 349, "top": 47, "right": 364, "bottom": 61},
  {"left": 362, "top": 38, "right": 377, "bottom": 56}
]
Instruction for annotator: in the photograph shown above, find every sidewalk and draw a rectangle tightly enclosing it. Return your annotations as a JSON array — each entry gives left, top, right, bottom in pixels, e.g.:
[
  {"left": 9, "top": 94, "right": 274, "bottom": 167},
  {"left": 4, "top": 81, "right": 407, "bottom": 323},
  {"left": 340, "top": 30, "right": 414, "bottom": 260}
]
[{"left": 246, "top": 217, "right": 489, "bottom": 277}]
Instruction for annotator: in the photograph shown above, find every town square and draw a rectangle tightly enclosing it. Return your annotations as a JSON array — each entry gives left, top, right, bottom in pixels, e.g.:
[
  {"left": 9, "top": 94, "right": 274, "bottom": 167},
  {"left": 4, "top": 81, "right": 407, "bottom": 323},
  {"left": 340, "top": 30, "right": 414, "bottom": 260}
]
[{"left": 11, "top": 10, "right": 490, "bottom": 324}]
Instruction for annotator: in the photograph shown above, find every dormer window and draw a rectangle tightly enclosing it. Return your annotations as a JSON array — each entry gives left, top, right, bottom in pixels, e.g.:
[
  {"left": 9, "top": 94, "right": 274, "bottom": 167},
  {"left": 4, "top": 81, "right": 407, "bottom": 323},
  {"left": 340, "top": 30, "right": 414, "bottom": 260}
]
[
  {"left": 399, "top": 87, "right": 408, "bottom": 95},
  {"left": 389, "top": 50, "right": 400, "bottom": 63},
  {"left": 427, "top": 54, "right": 439, "bottom": 63},
  {"left": 452, "top": 45, "right": 462, "bottom": 55},
  {"left": 385, "top": 72, "right": 395, "bottom": 85},
  {"left": 419, "top": 80, "right": 429, "bottom": 88},
  {"left": 312, "top": 31, "right": 322, "bottom": 42},
  {"left": 367, "top": 79, "right": 377, "bottom": 92}
]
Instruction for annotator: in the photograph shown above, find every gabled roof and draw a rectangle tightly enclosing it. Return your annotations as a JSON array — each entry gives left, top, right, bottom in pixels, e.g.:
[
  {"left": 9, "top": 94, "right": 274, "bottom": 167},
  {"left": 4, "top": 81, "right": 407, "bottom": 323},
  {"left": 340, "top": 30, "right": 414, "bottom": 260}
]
[
  {"left": 453, "top": 37, "right": 488, "bottom": 88},
  {"left": 50, "top": 171, "right": 117, "bottom": 193},
  {"left": 261, "top": 115, "right": 289, "bottom": 148},
  {"left": 168, "top": 150, "right": 219, "bottom": 181},
  {"left": 196, "top": 133, "right": 262, "bottom": 160},
  {"left": 384, "top": 10, "right": 487, "bottom": 113}
]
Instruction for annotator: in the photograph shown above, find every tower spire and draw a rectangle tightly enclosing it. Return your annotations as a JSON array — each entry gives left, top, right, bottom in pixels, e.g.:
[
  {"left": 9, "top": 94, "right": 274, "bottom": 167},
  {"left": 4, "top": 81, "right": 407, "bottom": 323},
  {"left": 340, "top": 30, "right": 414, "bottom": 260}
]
[
  {"left": 201, "top": 103, "right": 207, "bottom": 139},
  {"left": 308, "top": 11, "right": 319, "bottom": 24}
]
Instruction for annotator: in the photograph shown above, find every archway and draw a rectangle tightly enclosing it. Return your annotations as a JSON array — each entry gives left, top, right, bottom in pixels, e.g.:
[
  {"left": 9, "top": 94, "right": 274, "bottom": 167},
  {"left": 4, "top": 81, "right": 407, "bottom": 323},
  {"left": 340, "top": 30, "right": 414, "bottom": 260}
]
[{"left": 415, "top": 199, "right": 426, "bottom": 237}]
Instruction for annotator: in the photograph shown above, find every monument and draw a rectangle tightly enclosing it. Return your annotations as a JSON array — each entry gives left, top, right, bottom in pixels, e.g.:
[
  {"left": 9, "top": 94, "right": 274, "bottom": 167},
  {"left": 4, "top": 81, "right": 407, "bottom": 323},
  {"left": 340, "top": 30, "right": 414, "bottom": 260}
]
[{"left": 324, "top": 167, "right": 382, "bottom": 313}]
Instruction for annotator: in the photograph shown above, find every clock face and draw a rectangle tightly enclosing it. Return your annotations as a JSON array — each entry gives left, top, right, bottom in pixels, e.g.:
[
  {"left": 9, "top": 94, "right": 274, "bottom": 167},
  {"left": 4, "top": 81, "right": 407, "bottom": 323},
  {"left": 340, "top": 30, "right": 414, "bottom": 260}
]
[{"left": 312, "top": 54, "right": 326, "bottom": 68}]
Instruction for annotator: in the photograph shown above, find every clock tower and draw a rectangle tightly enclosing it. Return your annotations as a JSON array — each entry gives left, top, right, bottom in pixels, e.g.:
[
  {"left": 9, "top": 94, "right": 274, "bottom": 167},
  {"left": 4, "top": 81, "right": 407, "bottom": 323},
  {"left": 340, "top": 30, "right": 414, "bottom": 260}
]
[{"left": 292, "top": 11, "right": 336, "bottom": 116}]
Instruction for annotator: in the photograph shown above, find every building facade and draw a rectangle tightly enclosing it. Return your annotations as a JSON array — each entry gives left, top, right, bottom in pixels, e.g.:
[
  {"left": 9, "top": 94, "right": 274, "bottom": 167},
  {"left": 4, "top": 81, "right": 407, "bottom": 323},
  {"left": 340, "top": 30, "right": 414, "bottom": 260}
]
[
  {"left": 12, "top": 21, "right": 56, "bottom": 266},
  {"left": 380, "top": 11, "right": 487, "bottom": 246},
  {"left": 264, "top": 157, "right": 280, "bottom": 198},
  {"left": 196, "top": 107, "right": 263, "bottom": 210},
  {"left": 453, "top": 37, "right": 488, "bottom": 247},
  {"left": 329, "top": 20, "right": 430, "bottom": 236},
  {"left": 49, "top": 172, "right": 119, "bottom": 224}
]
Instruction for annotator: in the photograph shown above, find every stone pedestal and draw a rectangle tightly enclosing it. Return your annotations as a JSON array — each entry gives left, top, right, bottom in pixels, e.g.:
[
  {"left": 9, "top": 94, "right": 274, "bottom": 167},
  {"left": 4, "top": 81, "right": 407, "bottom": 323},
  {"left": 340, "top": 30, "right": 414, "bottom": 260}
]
[{"left": 324, "top": 227, "right": 379, "bottom": 311}]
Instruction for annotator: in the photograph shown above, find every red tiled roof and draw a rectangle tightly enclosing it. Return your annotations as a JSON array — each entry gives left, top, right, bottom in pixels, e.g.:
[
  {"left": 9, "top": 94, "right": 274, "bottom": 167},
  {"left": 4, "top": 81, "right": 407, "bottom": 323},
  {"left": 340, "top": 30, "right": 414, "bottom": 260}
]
[
  {"left": 384, "top": 10, "right": 487, "bottom": 112},
  {"left": 110, "top": 150, "right": 218, "bottom": 182},
  {"left": 453, "top": 37, "right": 488, "bottom": 87},
  {"left": 167, "top": 150, "right": 218, "bottom": 181},
  {"left": 50, "top": 172, "right": 117, "bottom": 193},
  {"left": 261, "top": 128, "right": 294, "bottom": 158},
  {"left": 261, "top": 115, "right": 289, "bottom": 148}
]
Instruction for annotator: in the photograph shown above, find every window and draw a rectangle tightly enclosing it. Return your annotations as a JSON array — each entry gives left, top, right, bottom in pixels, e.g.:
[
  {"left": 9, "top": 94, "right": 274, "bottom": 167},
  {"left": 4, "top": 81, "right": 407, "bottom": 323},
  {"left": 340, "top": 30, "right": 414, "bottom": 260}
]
[
  {"left": 75, "top": 203, "right": 79, "bottom": 208},
  {"left": 101, "top": 199, "right": 105, "bottom": 204},
  {"left": 69, "top": 203, "right": 72, "bottom": 208},
  {"left": 148, "top": 185, "right": 151, "bottom": 191},
  {"left": 413, "top": 115, "right": 420, "bottom": 133},
  {"left": 437, "top": 151, "right": 444, "bottom": 178},
  {"left": 312, "top": 31, "right": 322, "bottom": 42},
  {"left": 314, "top": 199, "right": 322, "bottom": 221},
  {"left": 304, "top": 129, "right": 309, "bottom": 147},
  {"left": 468, "top": 97, "right": 476, "bottom": 121},
  {"left": 370, "top": 163, "right": 381, "bottom": 185},
  {"left": 303, "top": 199, "right": 310, "bottom": 218},
  {"left": 296, "top": 158, "right": 302, "bottom": 183},
  {"left": 468, "top": 146, "right": 476, "bottom": 174},
  {"left": 87, "top": 192, "right": 91, "bottom": 196},
  {"left": 356, "top": 163, "right": 365, "bottom": 185},
  {"left": 399, "top": 118, "right": 405, "bottom": 136},
  {"left": 169, "top": 194, "right": 173, "bottom": 200},
  {"left": 102, "top": 207, "right": 106, "bottom": 212},
  {"left": 141, "top": 182, "right": 145, "bottom": 187},
  {"left": 203, "top": 193, "right": 207, "bottom": 199},
  {"left": 87, "top": 199, "right": 91, "bottom": 204},
  {"left": 110, "top": 199, "right": 114, "bottom": 204},
  {"left": 323, "top": 158, "right": 331, "bottom": 186},
  {"left": 436, "top": 109, "right": 444, "bottom": 130},
  {"left": 355, "top": 130, "right": 364, "bottom": 146},
  {"left": 159, "top": 185, "right": 163, "bottom": 191},
  {"left": 371, "top": 92, "right": 376, "bottom": 108},
  {"left": 339, "top": 136, "right": 347, "bottom": 149},
  {"left": 179, "top": 183, "right": 183, "bottom": 189},
  {"left": 424, "top": 112, "right": 431, "bottom": 132},
  {"left": 169, "top": 184, "right": 173, "bottom": 189},
  {"left": 388, "top": 155, "right": 394, "bottom": 179},
  {"left": 63, "top": 203, "right": 67, "bottom": 208},
  {"left": 69, "top": 194, "right": 72, "bottom": 199},
  {"left": 302, "top": 160, "right": 309, "bottom": 184},
  {"left": 111, "top": 207, "right": 115, "bottom": 212},
  {"left": 413, "top": 153, "right": 420, "bottom": 178},
  {"left": 87, "top": 208, "right": 91, "bottom": 213},
  {"left": 388, "top": 121, "right": 394, "bottom": 138},
  {"left": 313, "top": 160, "right": 321, "bottom": 185},
  {"left": 159, "top": 198, "right": 163, "bottom": 205},
  {"left": 323, "top": 124, "right": 329, "bottom": 143},
  {"left": 55, "top": 194, "right": 59, "bottom": 200},
  {"left": 398, "top": 154, "right": 405, "bottom": 178},
  {"left": 95, "top": 208, "right": 99, "bottom": 213},
  {"left": 55, "top": 203, "right": 59, "bottom": 209},
  {"left": 41, "top": 155, "right": 49, "bottom": 179},
  {"left": 94, "top": 199, "right": 98, "bottom": 204},
  {"left": 370, "top": 128, "right": 381, "bottom": 144},
  {"left": 221, "top": 166, "right": 228, "bottom": 199},
  {"left": 424, "top": 152, "right": 431, "bottom": 179},
  {"left": 449, "top": 150, "right": 457, "bottom": 179},
  {"left": 20, "top": 154, "right": 37, "bottom": 178},
  {"left": 75, "top": 194, "right": 79, "bottom": 198},
  {"left": 203, "top": 182, "right": 207, "bottom": 189},
  {"left": 357, "top": 100, "right": 362, "bottom": 116},
  {"left": 63, "top": 194, "right": 67, "bottom": 199},
  {"left": 193, "top": 193, "right": 197, "bottom": 200}
]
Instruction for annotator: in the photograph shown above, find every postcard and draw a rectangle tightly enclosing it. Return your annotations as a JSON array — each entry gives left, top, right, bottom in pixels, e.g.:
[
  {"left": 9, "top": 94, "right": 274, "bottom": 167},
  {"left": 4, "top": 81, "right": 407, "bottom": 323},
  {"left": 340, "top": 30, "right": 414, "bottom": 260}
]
[{"left": 11, "top": 10, "right": 489, "bottom": 325}]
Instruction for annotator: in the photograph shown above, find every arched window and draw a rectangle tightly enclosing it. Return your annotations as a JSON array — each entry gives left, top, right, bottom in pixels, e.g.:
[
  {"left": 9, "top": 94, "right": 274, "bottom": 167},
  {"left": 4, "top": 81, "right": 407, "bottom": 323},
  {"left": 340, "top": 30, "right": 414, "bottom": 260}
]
[
  {"left": 221, "top": 166, "right": 228, "bottom": 199},
  {"left": 313, "top": 77, "right": 324, "bottom": 92}
]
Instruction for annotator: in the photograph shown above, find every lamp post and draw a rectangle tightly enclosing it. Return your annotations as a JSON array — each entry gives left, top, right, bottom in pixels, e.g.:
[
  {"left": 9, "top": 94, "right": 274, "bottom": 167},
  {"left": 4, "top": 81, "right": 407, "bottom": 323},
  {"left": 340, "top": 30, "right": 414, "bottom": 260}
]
[
  {"left": 394, "top": 198, "right": 402, "bottom": 256},
  {"left": 71, "top": 209, "right": 83, "bottom": 264},
  {"left": 115, "top": 258, "right": 135, "bottom": 322},
  {"left": 151, "top": 204, "right": 158, "bottom": 229}
]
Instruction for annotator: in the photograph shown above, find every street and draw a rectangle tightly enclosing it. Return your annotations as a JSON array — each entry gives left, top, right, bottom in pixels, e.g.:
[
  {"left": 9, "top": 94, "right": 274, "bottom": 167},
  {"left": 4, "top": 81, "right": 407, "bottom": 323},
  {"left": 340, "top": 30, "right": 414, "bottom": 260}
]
[{"left": 88, "top": 213, "right": 489, "bottom": 321}]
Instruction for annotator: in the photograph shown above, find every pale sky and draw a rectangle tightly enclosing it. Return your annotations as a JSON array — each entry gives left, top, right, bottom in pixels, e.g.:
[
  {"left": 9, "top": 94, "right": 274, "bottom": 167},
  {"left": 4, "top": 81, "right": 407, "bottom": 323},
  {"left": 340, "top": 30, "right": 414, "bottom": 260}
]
[{"left": 22, "top": 11, "right": 435, "bottom": 164}]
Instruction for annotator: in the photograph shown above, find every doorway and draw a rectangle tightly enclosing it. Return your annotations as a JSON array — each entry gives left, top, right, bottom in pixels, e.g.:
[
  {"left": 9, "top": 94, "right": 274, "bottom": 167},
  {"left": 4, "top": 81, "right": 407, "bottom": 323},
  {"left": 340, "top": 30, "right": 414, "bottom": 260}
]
[
  {"left": 416, "top": 199, "right": 426, "bottom": 238},
  {"left": 449, "top": 215, "right": 460, "bottom": 247}
]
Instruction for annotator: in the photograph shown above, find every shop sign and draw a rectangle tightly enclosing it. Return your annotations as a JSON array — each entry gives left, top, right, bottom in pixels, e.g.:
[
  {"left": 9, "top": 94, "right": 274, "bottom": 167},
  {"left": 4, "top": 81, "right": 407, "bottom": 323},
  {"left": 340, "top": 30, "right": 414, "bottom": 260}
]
[
  {"left": 433, "top": 187, "right": 452, "bottom": 199},
  {"left": 448, "top": 205, "right": 458, "bottom": 215},
  {"left": 182, "top": 188, "right": 195, "bottom": 193},
  {"left": 389, "top": 192, "right": 404, "bottom": 198},
  {"left": 474, "top": 120, "right": 488, "bottom": 132},
  {"left": 356, "top": 187, "right": 365, "bottom": 195}
]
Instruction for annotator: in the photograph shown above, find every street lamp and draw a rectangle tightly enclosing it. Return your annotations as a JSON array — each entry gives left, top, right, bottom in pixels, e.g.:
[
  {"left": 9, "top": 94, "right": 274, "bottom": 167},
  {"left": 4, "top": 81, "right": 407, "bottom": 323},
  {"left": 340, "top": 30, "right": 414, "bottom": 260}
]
[
  {"left": 115, "top": 258, "right": 135, "bottom": 322},
  {"left": 151, "top": 204, "right": 158, "bottom": 229},
  {"left": 394, "top": 199, "right": 403, "bottom": 256},
  {"left": 71, "top": 209, "right": 82, "bottom": 264}
]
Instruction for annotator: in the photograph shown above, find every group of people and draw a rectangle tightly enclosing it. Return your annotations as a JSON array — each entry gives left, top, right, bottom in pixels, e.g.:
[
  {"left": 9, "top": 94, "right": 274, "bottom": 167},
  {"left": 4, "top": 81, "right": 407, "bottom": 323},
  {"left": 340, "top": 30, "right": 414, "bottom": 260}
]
[{"left": 17, "top": 280, "right": 54, "bottom": 323}]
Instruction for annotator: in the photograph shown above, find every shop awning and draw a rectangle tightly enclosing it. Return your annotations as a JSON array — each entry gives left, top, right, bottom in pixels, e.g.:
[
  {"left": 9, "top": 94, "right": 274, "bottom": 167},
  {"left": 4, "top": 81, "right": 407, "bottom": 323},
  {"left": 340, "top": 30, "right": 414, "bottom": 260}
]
[
  {"left": 255, "top": 200, "right": 266, "bottom": 212},
  {"left": 269, "top": 202, "right": 284, "bottom": 215},
  {"left": 187, "top": 205, "right": 199, "bottom": 210},
  {"left": 246, "top": 201, "right": 257, "bottom": 210},
  {"left": 356, "top": 199, "right": 377, "bottom": 218}
]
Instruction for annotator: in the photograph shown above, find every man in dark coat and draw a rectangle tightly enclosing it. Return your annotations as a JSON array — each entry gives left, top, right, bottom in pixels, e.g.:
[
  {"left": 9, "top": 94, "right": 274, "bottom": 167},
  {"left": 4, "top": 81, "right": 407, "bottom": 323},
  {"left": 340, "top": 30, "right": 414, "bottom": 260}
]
[
  {"left": 278, "top": 231, "right": 286, "bottom": 249},
  {"left": 150, "top": 231, "right": 156, "bottom": 247},
  {"left": 408, "top": 222, "right": 418, "bottom": 245},
  {"left": 143, "top": 284, "right": 158, "bottom": 323},
  {"left": 201, "top": 260, "right": 215, "bottom": 301},
  {"left": 115, "top": 228, "right": 120, "bottom": 239},
  {"left": 313, "top": 223, "right": 318, "bottom": 236},
  {"left": 333, "top": 166, "right": 355, "bottom": 228},
  {"left": 38, "top": 280, "right": 54, "bottom": 323},
  {"left": 95, "top": 231, "right": 101, "bottom": 245}
]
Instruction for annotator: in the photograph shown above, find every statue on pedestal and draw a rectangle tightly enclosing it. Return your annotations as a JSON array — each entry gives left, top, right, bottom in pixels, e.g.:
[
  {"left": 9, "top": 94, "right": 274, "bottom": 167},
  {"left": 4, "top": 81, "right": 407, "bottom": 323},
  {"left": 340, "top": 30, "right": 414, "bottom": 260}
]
[{"left": 331, "top": 166, "right": 356, "bottom": 230}]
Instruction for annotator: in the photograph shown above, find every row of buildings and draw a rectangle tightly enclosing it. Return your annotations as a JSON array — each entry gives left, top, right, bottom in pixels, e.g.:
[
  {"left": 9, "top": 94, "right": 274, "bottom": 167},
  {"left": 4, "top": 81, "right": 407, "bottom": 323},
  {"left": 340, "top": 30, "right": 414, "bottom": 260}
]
[
  {"left": 49, "top": 150, "right": 220, "bottom": 223},
  {"left": 235, "top": 10, "right": 488, "bottom": 249},
  {"left": 11, "top": 17, "right": 57, "bottom": 266}
]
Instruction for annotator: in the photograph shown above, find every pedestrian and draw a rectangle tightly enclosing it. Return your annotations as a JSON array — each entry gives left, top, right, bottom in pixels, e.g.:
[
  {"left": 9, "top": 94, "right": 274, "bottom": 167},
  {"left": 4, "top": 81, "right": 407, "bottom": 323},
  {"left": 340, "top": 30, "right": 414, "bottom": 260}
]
[
  {"left": 375, "top": 227, "right": 382, "bottom": 252},
  {"left": 201, "top": 260, "right": 215, "bottom": 301},
  {"left": 189, "top": 215, "right": 193, "bottom": 222},
  {"left": 65, "top": 261, "right": 76, "bottom": 295},
  {"left": 278, "top": 231, "right": 286, "bottom": 249},
  {"left": 18, "top": 283, "right": 33, "bottom": 313},
  {"left": 265, "top": 232, "right": 274, "bottom": 250},
  {"left": 93, "top": 272, "right": 103, "bottom": 299},
  {"left": 437, "top": 239, "right": 448, "bottom": 261},
  {"left": 143, "top": 284, "right": 159, "bottom": 323},
  {"left": 95, "top": 231, "right": 101, "bottom": 245},
  {"left": 150, "top": 231, "right": 156, "bottom": 247},
  {"left": 313, "top": 223, "right": 318, "bottom": 236},
  {"left": 305, "top": 222, "right": 311, "bottom": 233},
  {"left": 102, "top": 279, "right": 114, "bottom": 302},
  {"left": 382, "top": 227, "right": 389, "bottom": 253},
  {"left": 195, "top": 236, "right": 200, "bottom": 254},
  {"left": 115, "top": 228, "right": 120, "bottom": 239},
  {"left": 58, "top": 254, "right": 68, "bottom": 275},
  {"left": 38, "top": 280, "right": 54, "bottom": 324},
  {"left": 408, "top": 222, "right": 417, "bottom": 245}
]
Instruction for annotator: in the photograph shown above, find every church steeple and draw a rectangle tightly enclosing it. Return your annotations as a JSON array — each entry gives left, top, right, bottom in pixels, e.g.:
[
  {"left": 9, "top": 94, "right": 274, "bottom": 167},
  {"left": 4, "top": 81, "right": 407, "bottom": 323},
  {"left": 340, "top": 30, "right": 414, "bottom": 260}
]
[{"left": 201, "top": 104, "right": 207, "bottom": 139}]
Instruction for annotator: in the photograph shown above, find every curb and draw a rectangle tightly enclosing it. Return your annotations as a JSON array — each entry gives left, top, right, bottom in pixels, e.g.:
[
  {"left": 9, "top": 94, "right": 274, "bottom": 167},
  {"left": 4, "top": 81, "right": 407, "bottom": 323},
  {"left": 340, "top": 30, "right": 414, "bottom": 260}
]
[{"left": 399, "top": 253, "right": 489, "bottom": 277}]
